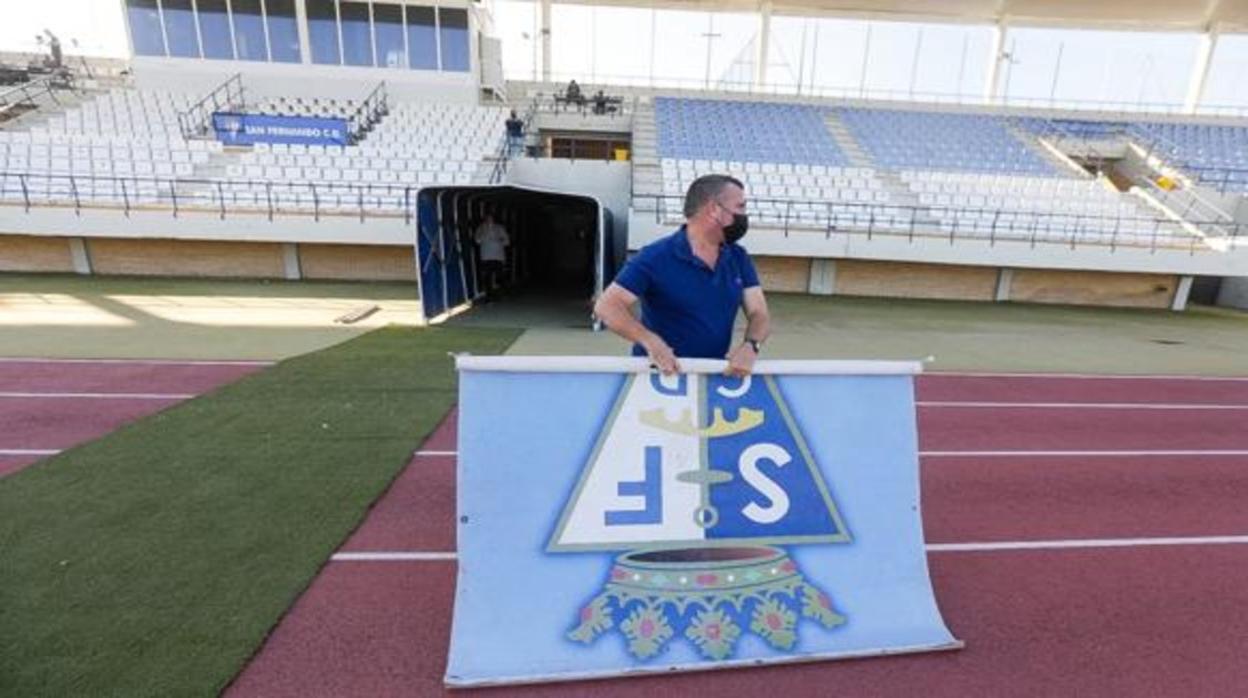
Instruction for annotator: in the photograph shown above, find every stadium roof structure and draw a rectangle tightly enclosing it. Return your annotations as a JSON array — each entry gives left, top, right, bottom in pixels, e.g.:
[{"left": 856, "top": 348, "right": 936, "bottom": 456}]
[{"left": 550, "top": 0, "right": 1248, "bottom": 32}]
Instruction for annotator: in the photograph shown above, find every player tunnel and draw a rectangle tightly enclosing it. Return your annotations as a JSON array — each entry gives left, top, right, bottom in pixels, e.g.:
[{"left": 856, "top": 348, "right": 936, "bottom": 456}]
[{"left": 415, "top": 185, "right": 615, "bottom": 323}]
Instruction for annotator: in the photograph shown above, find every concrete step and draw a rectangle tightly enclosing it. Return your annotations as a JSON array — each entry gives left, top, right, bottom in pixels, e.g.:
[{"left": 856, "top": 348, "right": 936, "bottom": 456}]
[
  {"left": 823, "top": 114, "right": 874, "bottom": 169},
  {"left": 1007, "top": 124, "right": 1086, "bottom": 177},
  {"left": 191, "top": 151, "right": 235, "bottom": 180},
  {"left": 2, "top": 88, "right": 100, "bottom": 131}
]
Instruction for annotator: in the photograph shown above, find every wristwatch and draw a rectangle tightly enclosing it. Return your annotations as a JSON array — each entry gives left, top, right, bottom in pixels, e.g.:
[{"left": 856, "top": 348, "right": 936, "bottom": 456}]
[{"left": 746, "top": 338, "right": 763, "bottom": 354}]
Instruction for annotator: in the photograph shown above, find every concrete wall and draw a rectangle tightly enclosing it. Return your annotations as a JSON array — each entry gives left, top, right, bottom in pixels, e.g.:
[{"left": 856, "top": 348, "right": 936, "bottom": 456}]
[
  {"left": 299, "top": 243, "right": 415, "bottom": 281},
  {"left": 834, "top": 260, "right": 998, "bottom": 301},
  {"left": 725, "top": 253, "right": 1181, "bottom": 309},
  {"left": 1217, "top": 277, "right": 1248, "bottom": 310},
  {"left": 1010, "top": 268, "right": 1177, "bottom": 309},
  {"left": 131, "top": 59, "right": 479, "bottom": 103},
  {"left": 0, "top": 233, "right": 415, "bottom": 282},
  {"left": 88, "top": 238, "right": 287, "bottom": 278},
  {"left": 0, "top": 205, "right": 412, "bottom": 246},
  {"left": 753, "top": 256, "right": 810, "bottom": 293},
  {"left": 0, "top": 234, "right": 76, "bottom": 273},
  {"left": 626, "top": 213, "right": 1248, "bottom": 277}
]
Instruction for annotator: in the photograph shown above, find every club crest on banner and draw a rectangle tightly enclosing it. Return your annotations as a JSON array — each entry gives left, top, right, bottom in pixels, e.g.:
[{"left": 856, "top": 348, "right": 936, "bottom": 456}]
[{"left": 548, "top": 372, "right": 852, "bottom": 661}]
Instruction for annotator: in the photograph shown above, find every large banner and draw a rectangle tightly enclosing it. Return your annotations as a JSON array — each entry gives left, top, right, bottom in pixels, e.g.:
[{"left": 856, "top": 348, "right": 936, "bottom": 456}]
[
  {"left": 211, "top": 112, "right": 349, "bottom": 146},
  {"left": 448, "top": 357, "right": 961, "bottom": 687}
]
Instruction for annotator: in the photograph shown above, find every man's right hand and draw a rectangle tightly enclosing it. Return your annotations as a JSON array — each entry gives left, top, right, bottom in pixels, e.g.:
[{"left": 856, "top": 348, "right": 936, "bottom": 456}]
[{"left": 642, "top": 335, "right": 680, "bottom": 375}]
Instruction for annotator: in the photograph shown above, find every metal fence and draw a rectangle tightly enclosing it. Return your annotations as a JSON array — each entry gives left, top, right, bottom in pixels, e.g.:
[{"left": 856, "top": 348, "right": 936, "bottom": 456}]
[
  {"left": 347, "top": 81, "right": 389, "bottom": 145},
  {"left": 176, "top": 73, "right": 245, "bottom": 140},
  {"left": 632, "top": 192, "right": 1242, "bottom": 253},
  {"left": 0, "top": 75, "right": 65, "bottom": 119},
  {"left": 0, "top": 171, "right": 416, "bottom": 224},
  {"left": 533, "top": 72, "right": 1248, "bottom": 119}
]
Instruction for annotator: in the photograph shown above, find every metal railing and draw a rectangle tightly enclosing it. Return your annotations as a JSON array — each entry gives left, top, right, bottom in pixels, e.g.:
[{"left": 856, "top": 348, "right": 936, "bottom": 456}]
[
  {"left": 1022, "top": 114, "right": 1248, "bottom": 196},
  {"left": 631, "top": 192, "right": 1243, "bottom": 253},
  {"left": 177, "top": 73, "right": 245, "bottom": 140},
  {"left": 488, "top": 98, "right": 540, "bottom": 184},
  {"left": 0, "top": 75, "right": 63, "bottom": 119},
  {"left": 1179, "top": 166, "right": 1248, "bottom": 195},
  {"left": 1021, "top": 115, "right": 1240, "bottom": 243},
  {"left": 0, "top": 171, "right": 417, "bottom": 224},
  {"left": 530, "top": 89, "right": 635, "bottom": 118},
  {"left": 527, "top": 73, "right": 1248, "bottom": 119},
  {"left": 1, "top": 170, "right": 1239, "bottom": 254},
  {"left": 346, "top": 81, "right": 388, "bottom": 145}
]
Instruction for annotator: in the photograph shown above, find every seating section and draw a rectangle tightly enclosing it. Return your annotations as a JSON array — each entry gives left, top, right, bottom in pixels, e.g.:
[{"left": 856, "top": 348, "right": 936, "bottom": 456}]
[
  {"left": 659, "top": 158, "right": 901, "bottom": 229},
  {"left": 249, "top": 96, "right": 359, "bottom": 120},
  {"left": 0, "top": 89, "right": 215, "bottom": 205},
  {"left": 225, "top": 104, "right": 504, "bottom": 211},
  {"left": 1132, "top": 122, "right": 1248, "bottom": 192},
  {"left": 653, "top": 98, "right": 899, "bottom": 229},
  {"left": 840, "top": 108, "right": 1065, "bottom": 177},
  {"left": 656, "top": 98, "right": 847, "bottom": 165},
  {"left": 3, "top": 90, "right": 209, "bottom": 175},
  {"left": 646, "top": 99, "right": 1188, "bottom": 246},
  {"left": 0, "top": 87, "right": 505, "bottom": 215},
  {"left": 901, "top": 170, "right": 1183, "bottom": 244}
]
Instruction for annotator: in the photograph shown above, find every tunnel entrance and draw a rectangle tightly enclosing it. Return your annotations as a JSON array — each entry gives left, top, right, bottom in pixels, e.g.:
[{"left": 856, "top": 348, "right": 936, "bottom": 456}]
[{"left": 415, "top": 185, "right": 615, "bottom": 325}]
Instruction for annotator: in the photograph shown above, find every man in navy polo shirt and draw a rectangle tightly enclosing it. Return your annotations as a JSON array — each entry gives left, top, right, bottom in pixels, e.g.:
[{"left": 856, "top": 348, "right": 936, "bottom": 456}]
[{"left": 594, "top": 174, "right": 770, "bottom": 376}]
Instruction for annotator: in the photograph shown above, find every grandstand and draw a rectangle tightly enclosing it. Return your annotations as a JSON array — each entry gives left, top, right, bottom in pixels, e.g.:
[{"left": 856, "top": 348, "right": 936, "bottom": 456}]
[{"left": 1, "top": 0, "right": 1246, "bottom": 317}]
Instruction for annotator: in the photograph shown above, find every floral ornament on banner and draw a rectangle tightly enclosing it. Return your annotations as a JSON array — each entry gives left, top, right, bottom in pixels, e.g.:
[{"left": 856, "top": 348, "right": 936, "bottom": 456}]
[{"left": 566, "top": 546, "right": 847, "bottom": 661}]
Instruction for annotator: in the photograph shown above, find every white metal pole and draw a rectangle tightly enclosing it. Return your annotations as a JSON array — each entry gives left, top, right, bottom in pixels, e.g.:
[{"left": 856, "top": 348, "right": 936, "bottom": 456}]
[
  {"left": 983, "top": 19, "right": 1007, "bottom": 104},
  {"left": 908, "top": 27, "right": 923, "bottom": 98},
  {"left": 1184, "top": 26, "right": 1219, "bottom": 114},
  {"left": 540, "top": 0, "right": 551, "bottom": 82},
  {"left": 1049, "top": 41, "right": 1064, "bottom": 106},
  {"left": 754, "top": 1, "right": 771, "bottom": 90},
  {"left": 295, "top": 0, "right": 312, "bottom": 64},
  {"left": 858, "top": 23, "right": 871, "bottom": 97}
]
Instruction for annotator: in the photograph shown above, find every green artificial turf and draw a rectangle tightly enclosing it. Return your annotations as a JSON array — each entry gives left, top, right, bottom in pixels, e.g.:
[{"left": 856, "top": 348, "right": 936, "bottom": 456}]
[{"left": 0, "top": 325, "right": 520, "bottom": 697}]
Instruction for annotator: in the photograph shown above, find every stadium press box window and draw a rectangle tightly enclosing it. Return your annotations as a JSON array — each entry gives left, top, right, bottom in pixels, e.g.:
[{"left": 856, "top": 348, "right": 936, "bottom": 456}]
[{"left": 125, "top": 0, "right": 471, "bottom": 72}]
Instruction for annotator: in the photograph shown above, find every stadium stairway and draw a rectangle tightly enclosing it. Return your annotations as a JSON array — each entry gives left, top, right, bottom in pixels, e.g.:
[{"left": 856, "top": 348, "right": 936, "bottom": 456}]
[
  {"left": 1006, "top": 122, "right": 1089, "bottom": 177},
  {"left": 1020, "top": 116, "right": 1239, "bottom": 246},
  {"left": 629, "top": 98, "right": 664, "bottom": 205},
  {"left": 1009, "top": 125, "right": 1169, "bottom": 241},
  {"left": 824, "top": 110, "right": 926, "bottom": 216},
  {"left": 0, "top": 88, "right": 102, "bottom": 133}
]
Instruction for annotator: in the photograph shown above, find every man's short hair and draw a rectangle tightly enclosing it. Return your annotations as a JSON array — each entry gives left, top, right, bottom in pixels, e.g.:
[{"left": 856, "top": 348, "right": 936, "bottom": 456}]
[{"left": 684, "top": 174, "right": 744, "bottom": 219}]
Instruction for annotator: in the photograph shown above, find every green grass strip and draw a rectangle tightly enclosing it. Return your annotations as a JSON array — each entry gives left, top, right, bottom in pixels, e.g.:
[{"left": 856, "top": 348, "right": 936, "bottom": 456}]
[{"left": 0, "top": 325, "right": 520, "bottom": 697}]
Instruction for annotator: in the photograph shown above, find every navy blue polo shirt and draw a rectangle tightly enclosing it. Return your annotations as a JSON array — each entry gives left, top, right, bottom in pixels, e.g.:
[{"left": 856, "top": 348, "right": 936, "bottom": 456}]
[{"left": 613, "top": 226, "right": 760, "bottom": 359}]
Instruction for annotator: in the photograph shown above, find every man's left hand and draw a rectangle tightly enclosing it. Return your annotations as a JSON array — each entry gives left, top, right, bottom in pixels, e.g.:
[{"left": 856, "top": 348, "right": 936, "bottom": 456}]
[{"left": 725, "top": 342, "right": 758, "bottom": 377}]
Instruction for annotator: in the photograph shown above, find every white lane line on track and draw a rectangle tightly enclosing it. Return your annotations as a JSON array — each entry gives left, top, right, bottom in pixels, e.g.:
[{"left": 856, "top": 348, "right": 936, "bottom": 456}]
[
  {"left": 331, "top": 552, "right": 458, "bottom": 562},
  {"left": 920, "top": 450, "right": 1248, "bottom": 457},
  {"left": 917, "top": 401, "right": 1248, "bottom": 410},
  {"left": 0, "top": 392, "right": 194, "bottom": 400},
  {"left": 415, "top": 450, "right": 1248, "bottom": 458},
  {"left": 931, "top": 371, "right": 1248, "bottom": 382},
  {"left": 328, "top": 535, "right": 1248, "bottom": 562},
  {"left": 9, "top": 397, "right": 1240, "bottom": 407},
  {"left": 927, "top": 535, "right": 1248, "bottom": 552},
  {"left": 0, "top": 357, "right": 274, "bottom": 366},
  {"left": 0, "top": 449, "right": 60, "bottom": 456}
]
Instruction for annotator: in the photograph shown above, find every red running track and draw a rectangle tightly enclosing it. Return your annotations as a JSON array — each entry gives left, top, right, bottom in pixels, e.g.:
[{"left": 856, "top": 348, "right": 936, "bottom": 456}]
[
  {"left": 227, "top": 373, "right": 1248, "bottom": 698},
  {"left": 0, "top": 359, "right": 265, "bottom": 477}
]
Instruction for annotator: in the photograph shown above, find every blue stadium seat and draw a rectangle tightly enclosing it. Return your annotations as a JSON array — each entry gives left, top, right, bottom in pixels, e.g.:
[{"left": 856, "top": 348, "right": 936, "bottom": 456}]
[
  {"left": 838, "top": 108, "right": 1067, "bottom": 177},
  {"left": 654, "top": 97, "right": 848, "bottom": 167}
]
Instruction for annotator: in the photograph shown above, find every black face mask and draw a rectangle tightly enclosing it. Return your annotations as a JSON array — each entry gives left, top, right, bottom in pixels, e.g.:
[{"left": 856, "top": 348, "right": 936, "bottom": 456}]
[{"left": 722, "top": 212, "right": 749, "bottom": 244}]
